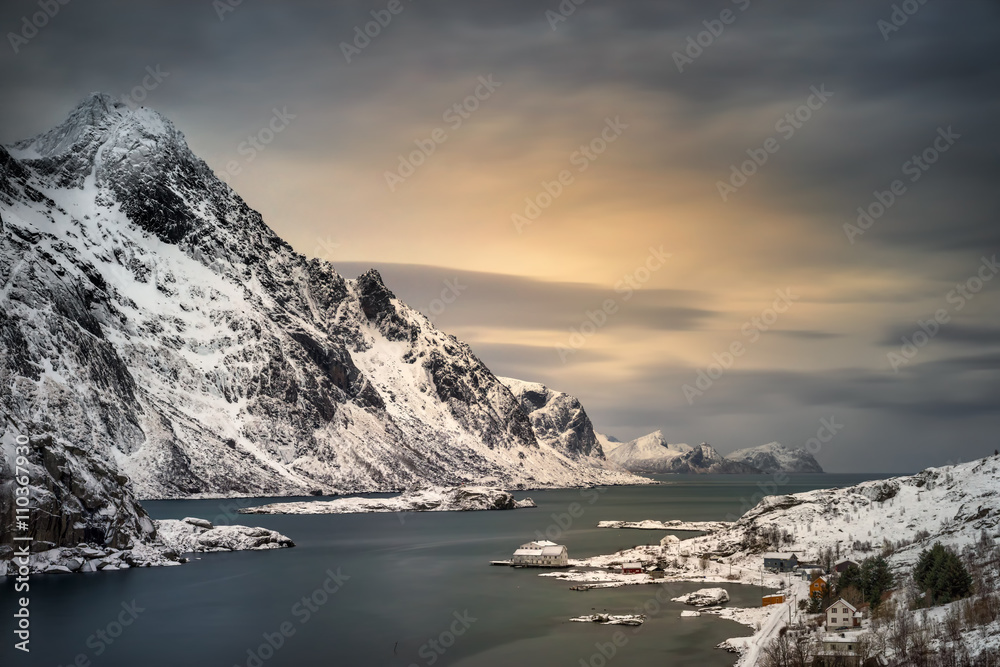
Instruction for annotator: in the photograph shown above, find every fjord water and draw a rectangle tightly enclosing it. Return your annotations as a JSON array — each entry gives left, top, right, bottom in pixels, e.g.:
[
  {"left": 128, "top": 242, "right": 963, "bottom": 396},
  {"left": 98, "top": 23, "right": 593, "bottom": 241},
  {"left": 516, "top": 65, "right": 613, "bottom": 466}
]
[{"left": 2, "top": 474, "right": 888, "bottom": 667}]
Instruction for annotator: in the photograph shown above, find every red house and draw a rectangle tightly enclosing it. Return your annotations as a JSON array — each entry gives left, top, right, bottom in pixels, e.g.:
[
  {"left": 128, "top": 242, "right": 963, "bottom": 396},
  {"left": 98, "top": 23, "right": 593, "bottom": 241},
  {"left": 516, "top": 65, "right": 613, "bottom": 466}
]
[{"left": 621, "top": 562, "right": 643, "bottom": 574}]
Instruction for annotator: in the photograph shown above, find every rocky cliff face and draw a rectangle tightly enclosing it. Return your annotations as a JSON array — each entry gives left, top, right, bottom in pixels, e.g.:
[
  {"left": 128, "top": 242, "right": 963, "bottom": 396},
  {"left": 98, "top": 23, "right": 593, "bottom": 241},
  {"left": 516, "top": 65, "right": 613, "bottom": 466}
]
[
  {"left": 498, "top": 377, "right": 605, "bottom": 461},
  {"left": 0, "top": 428, "right": 157, "bottom": 567},
  {"left": 0, "top": 94, "right": 639, "bottom": 501}
]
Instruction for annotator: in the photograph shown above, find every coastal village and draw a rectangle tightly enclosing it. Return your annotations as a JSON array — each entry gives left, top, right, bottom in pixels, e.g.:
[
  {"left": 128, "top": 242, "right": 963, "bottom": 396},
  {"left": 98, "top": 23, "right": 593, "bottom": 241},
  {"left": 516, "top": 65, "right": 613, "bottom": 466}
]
[{"left": 493, "top": 457, "right": 1000, "bottom": 666}]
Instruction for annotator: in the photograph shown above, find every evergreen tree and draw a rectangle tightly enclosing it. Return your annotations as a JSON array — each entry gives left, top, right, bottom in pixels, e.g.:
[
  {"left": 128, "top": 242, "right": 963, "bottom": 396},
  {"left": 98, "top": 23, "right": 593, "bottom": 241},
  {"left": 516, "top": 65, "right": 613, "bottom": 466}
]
[
  {"left": 859, "top": 555, "right": 894, "bottom": 609},
  {"left": 837, "top": 563, "right": 861, "bottom": 595},
  {"left": 913, "top": 542, "right": 972, "bottom": 605}
]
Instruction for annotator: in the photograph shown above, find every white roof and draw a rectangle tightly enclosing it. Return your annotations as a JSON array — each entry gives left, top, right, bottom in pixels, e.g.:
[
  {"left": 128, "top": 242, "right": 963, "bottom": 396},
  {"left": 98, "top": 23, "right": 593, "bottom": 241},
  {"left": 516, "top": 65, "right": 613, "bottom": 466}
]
[
  {"left": 622, "top": 562, "right": 642, "bottom": 568},
  {"left": 513, "top": 548, "right": 544, "bottom": 556},
  {"left": 763, "top": 552, "right": 797, "bottom": 559},
  {"left": 826, "top": 598, "right": 858, "bottom": 613},
  {"left": 513, "top": 542, "right": 565, "bottom": 557}
]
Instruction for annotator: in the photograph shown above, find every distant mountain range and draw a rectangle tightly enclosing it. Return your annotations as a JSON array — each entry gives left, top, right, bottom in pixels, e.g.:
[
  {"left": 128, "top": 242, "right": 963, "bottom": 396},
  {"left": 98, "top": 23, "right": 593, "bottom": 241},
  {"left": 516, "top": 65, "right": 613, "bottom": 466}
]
[{"left": 599, "top": 430, "right": 824, "bottom": 474}]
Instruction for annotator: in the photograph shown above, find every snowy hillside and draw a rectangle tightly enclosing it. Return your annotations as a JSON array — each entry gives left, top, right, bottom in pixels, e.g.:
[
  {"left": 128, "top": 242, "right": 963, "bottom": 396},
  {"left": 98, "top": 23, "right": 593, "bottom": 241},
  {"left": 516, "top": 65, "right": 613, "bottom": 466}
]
[
  {"left": 653, "top": 456, "right": 1000, "bottom": 577},
  {"left": 606, "top": 431, "right": 758, "bottom": 474},
  {"left": 0, "top": 93, "right": 642, "bottom": 500},
  {"left": 726, "top": 441, "right": 824, "bottom": 473}
]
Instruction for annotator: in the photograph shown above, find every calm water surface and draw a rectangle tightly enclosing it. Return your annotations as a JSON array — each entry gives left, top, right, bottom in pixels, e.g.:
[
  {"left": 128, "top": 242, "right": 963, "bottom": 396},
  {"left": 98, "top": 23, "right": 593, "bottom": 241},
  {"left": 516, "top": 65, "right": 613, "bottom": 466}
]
[{"left": 1, "top": 474, "right": 892, "bottom": 667}]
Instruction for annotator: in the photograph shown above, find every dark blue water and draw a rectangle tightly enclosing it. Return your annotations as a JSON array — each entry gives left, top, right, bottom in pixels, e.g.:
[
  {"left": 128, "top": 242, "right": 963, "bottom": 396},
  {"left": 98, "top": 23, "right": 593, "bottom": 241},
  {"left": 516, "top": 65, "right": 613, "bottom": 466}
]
[{"left": 1, "top": 474, "right": 890, "bottom": 667}]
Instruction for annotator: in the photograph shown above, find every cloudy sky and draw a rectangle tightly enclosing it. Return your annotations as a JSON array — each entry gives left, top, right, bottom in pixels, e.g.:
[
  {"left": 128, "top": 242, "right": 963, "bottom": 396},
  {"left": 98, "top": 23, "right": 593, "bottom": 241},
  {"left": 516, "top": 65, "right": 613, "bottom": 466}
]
[{"left": 2, "top": 0, "right": 999, "bottom": 472}]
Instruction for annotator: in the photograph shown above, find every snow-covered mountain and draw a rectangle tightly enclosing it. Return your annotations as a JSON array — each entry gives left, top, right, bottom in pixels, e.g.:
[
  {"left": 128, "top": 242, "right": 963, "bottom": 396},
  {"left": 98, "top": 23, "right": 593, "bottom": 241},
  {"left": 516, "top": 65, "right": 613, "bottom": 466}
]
[
  {"left": 605, "top": 431, "right": 758, "bottom": 474},
  {"left": 498, "top": 377, "right": 604, "bottom": 462},
  {"left": 604, "top": 429, "right": 823, "bottom": 475},
  {"left": 605, "top": 430, "right": 690, "bottom": 472},
  {"left": 725, "top": 441, "right": 824, "bottom": 473},
  {"left": 0, "top": 93, "right": 642, "bottom": 502}
]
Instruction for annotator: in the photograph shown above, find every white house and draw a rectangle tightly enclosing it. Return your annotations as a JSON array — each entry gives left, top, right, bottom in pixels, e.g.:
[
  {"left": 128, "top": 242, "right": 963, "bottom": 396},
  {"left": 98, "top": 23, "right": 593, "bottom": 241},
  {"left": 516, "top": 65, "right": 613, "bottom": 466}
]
[
  {"left": 660, "top": 535, "right": 680, "bottom": 548},
  {"left": 824, "top": 598, "right": 861, "bottom": 629},
  {"left": 816, "top": 631, "right": 868, "bottom": 666},
  {"left": 511, "top": 540, "right": 568, "bottom": 567}
]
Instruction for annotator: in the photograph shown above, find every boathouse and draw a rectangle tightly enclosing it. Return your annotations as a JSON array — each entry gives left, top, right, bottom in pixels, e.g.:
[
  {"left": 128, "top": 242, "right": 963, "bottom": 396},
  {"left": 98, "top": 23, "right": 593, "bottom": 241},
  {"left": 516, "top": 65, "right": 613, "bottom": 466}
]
[{"left": 511, "top": 540, "right": 569, "bottom": 567}]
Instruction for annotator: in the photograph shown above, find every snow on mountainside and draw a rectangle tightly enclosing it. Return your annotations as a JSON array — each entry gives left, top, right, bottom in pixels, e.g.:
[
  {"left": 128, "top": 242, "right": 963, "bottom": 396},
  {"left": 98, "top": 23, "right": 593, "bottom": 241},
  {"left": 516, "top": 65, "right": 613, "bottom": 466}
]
[
  {"left": 664, "top": 456, "right": 1000, "bottom": 575},
  {"left": 606, "top": 431, "right": 758, "bottom": 474},
  {"left": 595, "top": 432, "right": 621, "bottom": 454},
  {"left": 0, "top": 93, "right": 641, "bottom": 502},
  {"left": 725, "top": 441, "right": 824, "bottom": 473},
  {"left": 605, "top": 430, "right": 691, "bottom": 472},
  {"left": 498, "top": 377, "right": 605, "bottom": 462}
]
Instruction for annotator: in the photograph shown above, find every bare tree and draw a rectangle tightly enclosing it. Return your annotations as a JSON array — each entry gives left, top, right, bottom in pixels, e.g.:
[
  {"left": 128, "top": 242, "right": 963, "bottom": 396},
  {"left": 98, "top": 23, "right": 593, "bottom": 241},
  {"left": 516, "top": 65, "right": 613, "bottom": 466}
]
[
  {"left": 944, "top": 605, "right": 963, "bottom": 642},
  {"left": 889, "top": 610, "right": 912, "bottom": 660},
  {"left": 760, "top": 634, "right": 793, "bottom": 667}
]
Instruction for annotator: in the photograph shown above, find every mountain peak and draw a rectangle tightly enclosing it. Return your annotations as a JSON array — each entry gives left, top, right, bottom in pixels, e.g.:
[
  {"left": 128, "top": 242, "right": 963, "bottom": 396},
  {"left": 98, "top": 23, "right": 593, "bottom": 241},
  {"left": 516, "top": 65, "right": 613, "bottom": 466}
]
[{"left": 10, "top": 92, "right": 186, "bottom": 165}]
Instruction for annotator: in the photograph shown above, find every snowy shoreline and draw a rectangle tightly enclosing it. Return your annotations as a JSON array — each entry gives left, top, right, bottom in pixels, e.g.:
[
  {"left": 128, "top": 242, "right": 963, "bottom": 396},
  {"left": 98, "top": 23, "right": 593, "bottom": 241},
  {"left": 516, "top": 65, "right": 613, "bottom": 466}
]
[
  {"left": 597, "top": 519, "right": 732, "bottom": 532},
  {"left": 238, "top": 485, "right": 538, "bottom": 515},
  {"left": 0, "top": 517, "right": 294, "bottom": 577},
  {"left": 538, "top": 457, "right": 1000, "bottom": 665}
]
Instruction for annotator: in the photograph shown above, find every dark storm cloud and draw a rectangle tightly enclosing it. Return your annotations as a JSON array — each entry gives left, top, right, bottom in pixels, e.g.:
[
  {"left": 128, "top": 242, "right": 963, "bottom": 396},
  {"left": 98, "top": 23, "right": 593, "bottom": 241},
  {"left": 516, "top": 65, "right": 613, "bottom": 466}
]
[
  {"left": 3, "top": 0, "right": 999, "bottom": 472},
  {"left": 334, "top": 262, "right": 715, "bottom": 332}
]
